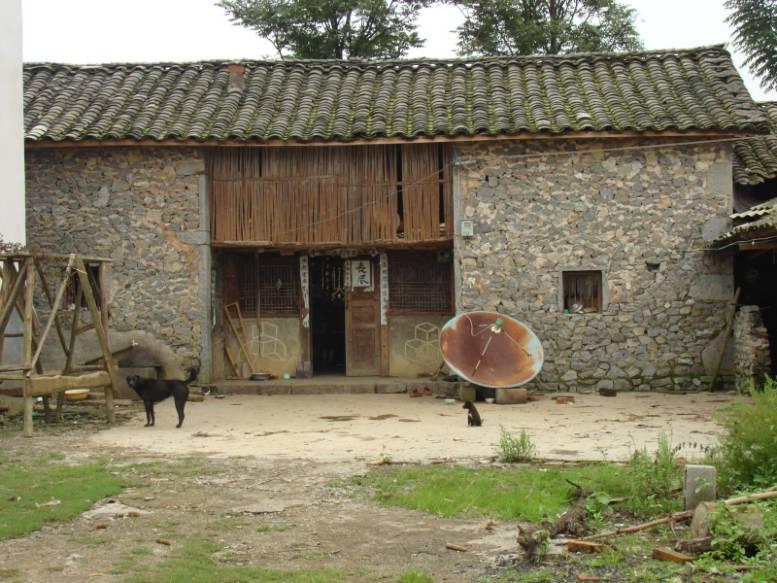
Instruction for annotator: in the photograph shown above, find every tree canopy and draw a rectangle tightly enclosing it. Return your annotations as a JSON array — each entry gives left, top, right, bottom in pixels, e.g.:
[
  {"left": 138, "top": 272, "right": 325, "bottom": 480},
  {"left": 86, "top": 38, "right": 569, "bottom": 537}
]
[
  {"left": 726, "top": 0, "right": 777, "bottom": 91},
  {"left": 450, "top": 0, "right": 643, "bottom": 56},
  {"left": 217, "top": 0, "right": 432, "bottom": 59}
]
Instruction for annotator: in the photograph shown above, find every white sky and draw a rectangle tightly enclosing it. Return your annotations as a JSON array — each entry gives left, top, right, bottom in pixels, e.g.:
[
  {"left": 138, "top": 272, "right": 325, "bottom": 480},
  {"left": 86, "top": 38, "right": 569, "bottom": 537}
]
[{"left": 21, "top": 0, "right": 777, "bottom": 102}]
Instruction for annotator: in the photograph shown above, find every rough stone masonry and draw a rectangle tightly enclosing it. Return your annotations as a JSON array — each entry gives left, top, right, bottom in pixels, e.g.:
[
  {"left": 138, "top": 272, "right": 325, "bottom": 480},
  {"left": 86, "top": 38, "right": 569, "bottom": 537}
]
[
  {"left": 25, "top": 148, "right": 208, "bottom": 366},
  {"left": 455, "top": 139, "right": 735, "bottom": 391}
]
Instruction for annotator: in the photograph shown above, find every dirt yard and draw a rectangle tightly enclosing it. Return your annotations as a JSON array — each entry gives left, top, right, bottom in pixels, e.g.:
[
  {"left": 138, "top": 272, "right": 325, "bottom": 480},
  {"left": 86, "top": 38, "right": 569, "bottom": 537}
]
[
  {"left": 91, "top": 392, "right": 734, "bottom": 462},
  {"left": 0, "top": 392, "right": 737, "bottom": 582}
]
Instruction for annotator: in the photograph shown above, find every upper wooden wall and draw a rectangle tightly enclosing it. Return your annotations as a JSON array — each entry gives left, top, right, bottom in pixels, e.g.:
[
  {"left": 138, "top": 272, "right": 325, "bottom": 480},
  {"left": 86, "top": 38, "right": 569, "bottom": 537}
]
[{"left": 209, "top": 145, "right": 452, "bottom": 246}]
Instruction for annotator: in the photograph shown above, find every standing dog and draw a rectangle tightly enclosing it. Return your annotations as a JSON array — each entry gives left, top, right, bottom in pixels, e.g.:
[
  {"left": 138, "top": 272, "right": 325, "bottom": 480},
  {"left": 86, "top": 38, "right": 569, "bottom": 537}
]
[
  {"left": 126, "top": 366, "right": 198, "bottom": 428},
  {"left": 463, "top": 400, "right": 483, "bottom": 427}
]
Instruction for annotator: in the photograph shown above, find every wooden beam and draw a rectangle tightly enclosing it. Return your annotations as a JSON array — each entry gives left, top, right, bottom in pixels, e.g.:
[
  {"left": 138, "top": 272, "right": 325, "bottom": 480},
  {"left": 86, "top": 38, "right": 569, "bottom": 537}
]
[
  {"left": 0, "top": 260, "right": 27, "bottom": 339},
  {"left": 63, "top": 285, "right": 82, "bottom": 375},
  {"left": 28, "top": 371, "right": 111, "bottom": 396},
  {"left": 0, "top": 373, "right": 27, "bottom": 381},
  {"left": 0, "top": 251, "right": 111, "bottom": 262},
  {"left": 34, "top": 259, "right": 71, "bottom": 353},
  {"left": 738, "top": 241, "right": 777, "bottom": 251},
  {"left": 74, "top": 256, "right": 116, "bottom": 423},
  {"left": 29, "top": 254, "right": 75, "bottom": 373},
  {"left": 24, "top": 129, "right": 746, "bottom": 150},
  {"left": 22, "top": 260, "right": 36, "bottom": 437},
  {"left": 0, "top": 364, "right": 31, "bottom": 372}
]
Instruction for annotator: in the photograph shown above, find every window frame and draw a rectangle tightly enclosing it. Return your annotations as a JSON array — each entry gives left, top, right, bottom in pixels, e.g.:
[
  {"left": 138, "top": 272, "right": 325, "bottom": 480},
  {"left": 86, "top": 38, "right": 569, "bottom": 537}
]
[
  {"left": 560, "top": 269, "right": 605, "bottom": 314},
  {"left": 387, "top": 250, "right": 454, "bottom": 316}
]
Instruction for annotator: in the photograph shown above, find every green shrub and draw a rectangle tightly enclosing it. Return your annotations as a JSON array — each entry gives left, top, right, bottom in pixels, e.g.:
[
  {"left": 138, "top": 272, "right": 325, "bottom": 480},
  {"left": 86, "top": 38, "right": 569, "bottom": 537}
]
[
  {"left": 715, "top": 375, "right": 777, "bottom": 491},
  {"left": 624, "top": 433, "right": 682, "bottom": 517},
  {"left": 497, "top": 426, "right": 536, "bottom": 463}
]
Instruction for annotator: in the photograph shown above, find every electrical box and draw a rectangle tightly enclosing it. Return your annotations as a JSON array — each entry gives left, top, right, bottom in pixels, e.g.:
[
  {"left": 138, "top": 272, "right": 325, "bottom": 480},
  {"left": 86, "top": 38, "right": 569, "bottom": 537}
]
[{"left": 460, "top": 220, "right": 474, "bottom": 238}]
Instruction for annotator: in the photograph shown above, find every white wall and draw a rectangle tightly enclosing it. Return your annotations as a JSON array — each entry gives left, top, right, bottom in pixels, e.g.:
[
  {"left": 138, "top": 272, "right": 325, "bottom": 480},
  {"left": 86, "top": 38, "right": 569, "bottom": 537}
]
[{"left": 0, "top": 0, "right": 25, "bottom": 245}]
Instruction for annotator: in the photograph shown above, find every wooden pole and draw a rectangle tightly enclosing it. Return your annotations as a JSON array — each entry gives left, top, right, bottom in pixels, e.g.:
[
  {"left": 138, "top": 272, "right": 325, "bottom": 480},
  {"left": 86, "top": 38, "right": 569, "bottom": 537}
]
[
  {"left": 29, "top": 254, "right": 75, "bottom": 372},
  {"left": 74, "top": 257, "right": 116, "bottom": 424},
  {"left": 0, "top": 260, "right": 27, "bottom": 337},
  {"left": 22, "top": 259, "right": 36, "bottom": 437},
  {"left": 34, "top": 259, "right": 71, "bottom": 354},
  {"left": 709, "top": 287, "right": 741, "bottom": 391},
  {"left": 582, "top": 489, "right": 777, "bottom": 541},
  {"left": 97, "top": 262, "right": 115, "bottom": 421}
]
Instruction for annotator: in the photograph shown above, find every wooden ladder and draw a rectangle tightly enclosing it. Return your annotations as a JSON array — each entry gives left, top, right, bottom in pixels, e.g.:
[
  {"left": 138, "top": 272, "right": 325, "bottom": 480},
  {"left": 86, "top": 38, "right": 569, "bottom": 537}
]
[{"left": 223, "top": 302, "right": 256, "bottom": 375}]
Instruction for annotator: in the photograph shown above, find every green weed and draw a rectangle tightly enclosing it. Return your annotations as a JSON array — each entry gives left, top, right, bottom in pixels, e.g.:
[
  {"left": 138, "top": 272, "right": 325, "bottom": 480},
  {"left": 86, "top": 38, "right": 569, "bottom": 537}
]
[
  {"left": 398, "top": 571, "right": 433, "bottom": 583},
  {"left": 496, "top": 427, "right": 536, "bottom": 463},
  {"left": 623, "top": 432, "right": 681, "bottom": 517},
  {"left": 713, "top": 375, "right": 777, "bottom": 491}
]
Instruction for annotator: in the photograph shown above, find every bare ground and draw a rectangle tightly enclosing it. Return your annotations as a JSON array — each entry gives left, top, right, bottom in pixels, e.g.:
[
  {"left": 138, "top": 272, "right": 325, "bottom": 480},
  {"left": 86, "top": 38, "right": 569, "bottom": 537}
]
[{"left": 0, "top": 392, "right": 737, "bottom": 582}]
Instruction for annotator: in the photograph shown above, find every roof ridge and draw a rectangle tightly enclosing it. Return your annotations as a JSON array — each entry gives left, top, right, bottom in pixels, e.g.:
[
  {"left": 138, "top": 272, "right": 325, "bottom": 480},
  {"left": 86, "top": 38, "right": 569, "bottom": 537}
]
[{"left": 23, "top": 44, "right": 730, "bottom": 70}]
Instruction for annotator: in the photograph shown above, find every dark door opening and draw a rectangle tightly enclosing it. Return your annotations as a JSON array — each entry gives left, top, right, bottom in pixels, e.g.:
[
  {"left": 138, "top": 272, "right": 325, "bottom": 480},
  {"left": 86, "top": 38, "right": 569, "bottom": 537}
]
[{"left": 310, "top": 256, "right": 346, "bottom": 375}]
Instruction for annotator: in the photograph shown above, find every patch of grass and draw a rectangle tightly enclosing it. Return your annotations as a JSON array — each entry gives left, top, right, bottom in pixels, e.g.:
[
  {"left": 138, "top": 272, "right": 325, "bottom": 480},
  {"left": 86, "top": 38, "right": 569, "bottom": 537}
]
[
  {"left": 130, "top": 546, "right": 152, "bottom": 557},
  {"left": 0, "top": 456, "right": 122, "bottom": 540},
  {"left": 623, "top": 433, "right": 682, "bottom": 517},
  {"left": 127, "top": 538, "right": 345, "bottom": 583},
  {"left": 256, "top": 523, "right": 290, "bottom": 533},
  {"left": 68, "top": 532, "right": 110, "bottom": 546},
  {"left": 351, "top": 463, "right": 632, "bottom": 522},
  {"left": 0, "top": 569, "right": 21, "bottom": 581},
  {"left": 496, "top": 427, "right": 536, "bottom": 463},
  {"left": 398, "top": 572, "right": 433, "bottom": 583},
  {"left": 712, "top": 375, "right": 777, "bottom": 491},
  {"left": 480, "top": 570, "right": 556, "bottom": 583}
]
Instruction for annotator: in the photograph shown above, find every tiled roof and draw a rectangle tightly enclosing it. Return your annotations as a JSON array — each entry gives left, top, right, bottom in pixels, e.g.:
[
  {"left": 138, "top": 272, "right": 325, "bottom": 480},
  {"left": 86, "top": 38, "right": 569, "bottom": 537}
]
[
  {"left": 714, "top": 196, "right": 777, "bottom": 246},
  {"left": 23, "top": 45, "right": 767, "bottom": 144},
  {"left": 733, "top": 102, "right": 777, "bottom": 185}
]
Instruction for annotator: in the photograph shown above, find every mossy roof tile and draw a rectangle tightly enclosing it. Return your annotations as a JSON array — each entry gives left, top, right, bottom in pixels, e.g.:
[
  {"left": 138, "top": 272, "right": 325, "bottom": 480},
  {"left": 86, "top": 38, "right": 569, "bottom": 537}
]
[{"left": 23, "top": 46, "right": 767, "bottom": 144}]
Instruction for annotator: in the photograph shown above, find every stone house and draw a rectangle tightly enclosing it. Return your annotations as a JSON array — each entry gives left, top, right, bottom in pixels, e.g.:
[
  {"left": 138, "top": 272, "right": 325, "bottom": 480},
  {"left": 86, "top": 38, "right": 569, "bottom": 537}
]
[
  {"left": 23, "top": 45, "right": 769, "bottom": 389},
  {"left": 714, "top": 102, "right": 777, "bottom": 387}
]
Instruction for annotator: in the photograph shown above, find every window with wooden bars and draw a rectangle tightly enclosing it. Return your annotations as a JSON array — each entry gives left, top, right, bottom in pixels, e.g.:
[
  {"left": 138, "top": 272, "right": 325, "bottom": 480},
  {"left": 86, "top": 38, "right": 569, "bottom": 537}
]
[
  {"left": 562, "top": 271, "right": 603, "bottom": 313},
  {"left": 388, "top": 251, "right": 453, "bottom": 314},
  {"left": 228, "top": 253, "right": 300, "bottom": 317}
]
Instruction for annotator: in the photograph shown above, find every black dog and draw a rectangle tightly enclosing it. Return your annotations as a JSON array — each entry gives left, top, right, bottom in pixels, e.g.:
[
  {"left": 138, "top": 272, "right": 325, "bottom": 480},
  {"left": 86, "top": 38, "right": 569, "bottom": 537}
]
[
  {"left": 126, "top": 366, "right": 198, "bottom": 428},
  {"left": 463, "top": 400, "right": 482, "bottom": 427}
]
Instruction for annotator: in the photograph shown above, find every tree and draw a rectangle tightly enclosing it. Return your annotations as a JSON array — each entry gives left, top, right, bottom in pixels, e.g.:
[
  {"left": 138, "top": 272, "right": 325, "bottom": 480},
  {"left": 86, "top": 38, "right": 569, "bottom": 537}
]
[
  {"left": 451, "top": 0, "right": 642, "bottom": 56},
  {"left": 726, "top": 0, "right": 777, "bottom": 91},
  {"left": 217, "top": 0, "right": 432, "bottom": 59}
]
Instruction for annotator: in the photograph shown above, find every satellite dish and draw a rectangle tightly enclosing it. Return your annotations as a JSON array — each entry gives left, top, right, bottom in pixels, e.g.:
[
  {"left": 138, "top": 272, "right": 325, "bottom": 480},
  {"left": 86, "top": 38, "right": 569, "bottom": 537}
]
[{"left": 439, "top": 311, "right": 544, "bottom": 388}]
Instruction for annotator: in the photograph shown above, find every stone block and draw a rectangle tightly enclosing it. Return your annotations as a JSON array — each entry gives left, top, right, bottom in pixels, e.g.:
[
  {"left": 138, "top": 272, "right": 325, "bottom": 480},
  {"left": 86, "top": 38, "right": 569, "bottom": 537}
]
[
  {"left": 459, "top": 385, "right": 477, "bottom": 402},
  {"left": 690, "top": 501, "right": 716, "bottom": 538},
  {"left": 689, "top": 275, "right": 734, "bottom": 301},
  {"left": 684, "top": 464, "right": 717, "bottom": 510},
  {"left": 495, "top": 388, "right": 528, "bottom": 404}
]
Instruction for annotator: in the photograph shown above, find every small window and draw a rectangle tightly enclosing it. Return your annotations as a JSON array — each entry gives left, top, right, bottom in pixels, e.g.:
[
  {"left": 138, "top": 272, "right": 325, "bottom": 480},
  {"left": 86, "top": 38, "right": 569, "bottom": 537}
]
[
  {"left": 562, "top": 271, "right": 603, "bottom": 313},
  {"left": 237, "top": 254, "right": 300, "bottom": 317},
  {"left": 389, "top": 251, "right": 452, "bottom": 313},
  {"left": 65, "top": 263, "right": 102, "bottom": 309}
]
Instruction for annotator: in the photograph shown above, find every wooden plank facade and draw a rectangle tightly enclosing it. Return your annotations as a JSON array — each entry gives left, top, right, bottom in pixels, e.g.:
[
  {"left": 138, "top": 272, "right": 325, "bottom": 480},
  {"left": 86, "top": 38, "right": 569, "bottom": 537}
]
[
  {"left": 209, "top": 144, "right": 452, "bottom": 247},
  {"left": 212, "top": 144, "right": 455, "bottom": 378}
]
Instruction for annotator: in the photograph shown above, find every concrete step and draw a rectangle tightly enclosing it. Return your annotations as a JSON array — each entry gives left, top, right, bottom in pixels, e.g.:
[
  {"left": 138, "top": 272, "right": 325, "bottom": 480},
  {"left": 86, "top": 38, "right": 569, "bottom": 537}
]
[{"left": 210, "top": 378, "right": 462, "bottom": 397}]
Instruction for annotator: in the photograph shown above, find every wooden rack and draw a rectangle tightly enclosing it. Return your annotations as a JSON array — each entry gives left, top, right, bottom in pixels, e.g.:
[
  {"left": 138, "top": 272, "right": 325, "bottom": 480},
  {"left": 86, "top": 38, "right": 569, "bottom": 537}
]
[{"left": 0, "top": 252, "right": 118, "bottom": 436}]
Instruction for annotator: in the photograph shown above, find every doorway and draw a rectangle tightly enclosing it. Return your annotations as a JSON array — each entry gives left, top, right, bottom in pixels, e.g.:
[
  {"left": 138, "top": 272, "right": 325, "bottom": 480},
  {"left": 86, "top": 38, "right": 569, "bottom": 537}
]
[{"left": 310, "top": 256, "right": 346, "bottom": 374}]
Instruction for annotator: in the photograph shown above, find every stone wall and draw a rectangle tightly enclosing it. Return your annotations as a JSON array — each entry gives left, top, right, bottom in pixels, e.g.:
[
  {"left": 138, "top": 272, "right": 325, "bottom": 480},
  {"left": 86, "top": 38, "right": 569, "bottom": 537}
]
[
  {"left": 25, "top": 148, "right": 209, "bottom": 368},
  {"left": 734, "top": 306, "right": 772, "bottom": 391},
  {"left": 455, "top": 139, "right": 735, "bottom": 391}
]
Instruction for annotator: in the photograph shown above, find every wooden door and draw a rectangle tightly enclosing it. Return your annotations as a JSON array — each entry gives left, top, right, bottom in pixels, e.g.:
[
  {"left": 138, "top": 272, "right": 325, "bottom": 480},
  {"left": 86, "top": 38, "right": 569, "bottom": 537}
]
[{"left": 345, "top": 257, "right": 381, "bottom": 376}]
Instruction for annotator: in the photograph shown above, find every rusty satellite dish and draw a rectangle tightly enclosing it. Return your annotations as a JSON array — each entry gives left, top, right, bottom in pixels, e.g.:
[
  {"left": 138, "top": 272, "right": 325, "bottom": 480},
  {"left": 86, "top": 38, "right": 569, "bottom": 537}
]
[{"left": 439, "top": 311, "right": 544, "bottom": 388}]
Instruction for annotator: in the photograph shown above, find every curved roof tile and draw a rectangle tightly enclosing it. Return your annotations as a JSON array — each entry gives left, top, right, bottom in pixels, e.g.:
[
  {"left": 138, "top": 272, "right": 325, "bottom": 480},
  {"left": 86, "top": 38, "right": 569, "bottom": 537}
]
[{"left": 23, "top": 45, "right": 767, "bottom": 144}]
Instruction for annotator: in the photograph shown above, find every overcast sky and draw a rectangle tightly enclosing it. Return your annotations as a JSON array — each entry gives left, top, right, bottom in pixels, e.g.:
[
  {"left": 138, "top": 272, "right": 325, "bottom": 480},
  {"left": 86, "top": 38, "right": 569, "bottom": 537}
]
[{"left": 21, "top": 0, "right": 776, "bottom": 102}]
